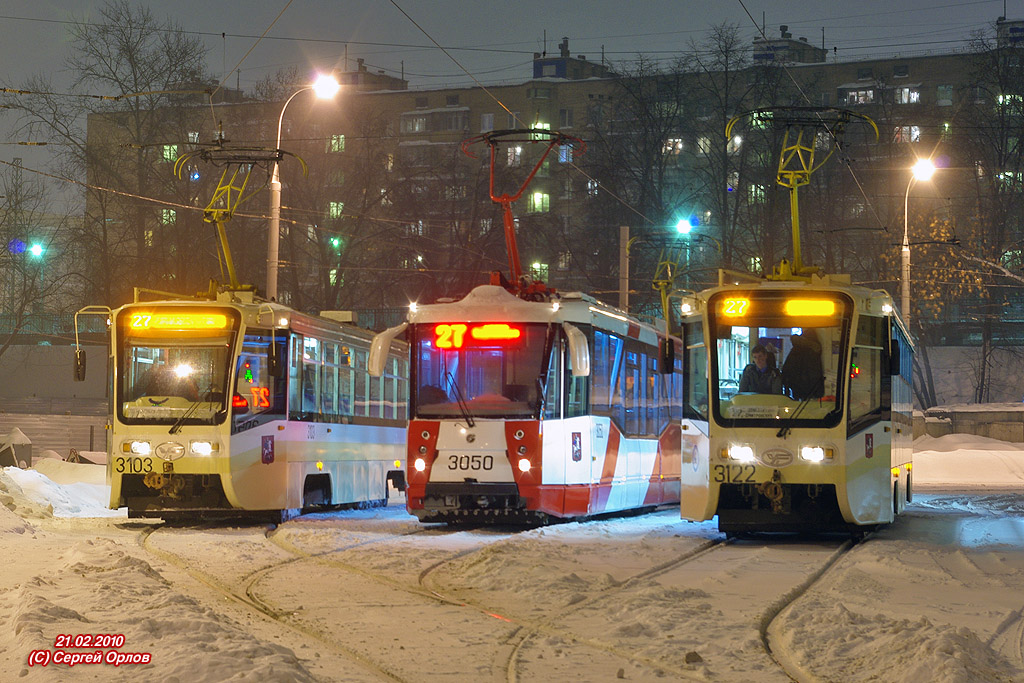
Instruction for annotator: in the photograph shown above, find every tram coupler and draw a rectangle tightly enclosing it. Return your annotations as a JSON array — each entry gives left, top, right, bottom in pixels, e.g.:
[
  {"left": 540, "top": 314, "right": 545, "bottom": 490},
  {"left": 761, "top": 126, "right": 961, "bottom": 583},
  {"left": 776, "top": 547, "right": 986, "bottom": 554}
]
[
  {"left": 757, "top": 469, "right": 785, "bottom": 513},
  {"left": 142, "top": 469, "right": 186, "bottom": 498}
]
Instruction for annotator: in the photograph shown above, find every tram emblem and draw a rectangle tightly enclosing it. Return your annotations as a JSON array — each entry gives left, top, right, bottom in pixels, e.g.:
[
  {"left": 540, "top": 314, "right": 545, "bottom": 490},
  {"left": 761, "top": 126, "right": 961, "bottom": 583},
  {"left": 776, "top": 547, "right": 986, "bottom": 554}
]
[
  {"left": 571, "top": 432, "right": 582, "bottom": 461},
  {"left": 865, "top": 433, "right": 874, "bottom": 459},
  {"left": 758, "top": 448, "right": 794, "bottom": 467},
  {"left": 261, "top": 435, "right": 275, "bottom": 464}
]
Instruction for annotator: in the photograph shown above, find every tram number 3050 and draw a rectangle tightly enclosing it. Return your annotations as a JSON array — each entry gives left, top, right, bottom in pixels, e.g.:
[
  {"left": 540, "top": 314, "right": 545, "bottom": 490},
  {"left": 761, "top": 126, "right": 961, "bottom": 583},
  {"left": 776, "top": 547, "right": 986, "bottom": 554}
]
[
  {"left": 447, "top": 454, "right": 494, "bottom": 471},
  {"left": 712, "top": 464, "right": 756, "bottom": 483}
]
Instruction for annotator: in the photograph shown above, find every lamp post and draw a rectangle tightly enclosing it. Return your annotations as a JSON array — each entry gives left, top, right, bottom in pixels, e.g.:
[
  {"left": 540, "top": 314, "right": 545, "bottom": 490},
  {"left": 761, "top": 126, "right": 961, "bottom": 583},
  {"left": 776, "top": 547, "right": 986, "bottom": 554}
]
[
  {"left": 901, "top": 158, "right": 936, "bottom": 331},
  {"left": 267, "top": 73, "right": 341, "bottom": 301}
]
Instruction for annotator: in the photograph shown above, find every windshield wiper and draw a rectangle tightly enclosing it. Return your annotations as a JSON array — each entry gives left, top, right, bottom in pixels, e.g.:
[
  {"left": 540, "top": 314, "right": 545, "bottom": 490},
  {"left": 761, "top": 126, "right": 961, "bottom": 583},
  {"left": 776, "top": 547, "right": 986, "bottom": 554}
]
[
  {"left": 169, "top": 385, "right": 214, "bottom": 435},
  {"left": 776, "top": 376, "right": 825, "bottom": 438},
  {"left": 443, "top": 370, "right": 475, "bottom": 428}
]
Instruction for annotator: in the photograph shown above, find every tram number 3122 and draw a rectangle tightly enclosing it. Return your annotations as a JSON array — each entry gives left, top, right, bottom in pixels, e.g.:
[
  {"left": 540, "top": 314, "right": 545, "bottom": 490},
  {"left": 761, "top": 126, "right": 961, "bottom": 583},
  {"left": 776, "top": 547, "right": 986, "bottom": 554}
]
[
  {"left": 712, "top": 464, "right": 756, "bottom": 484},
  {"left": 447, "top": 454, "right": 495, "bottom": 471}
]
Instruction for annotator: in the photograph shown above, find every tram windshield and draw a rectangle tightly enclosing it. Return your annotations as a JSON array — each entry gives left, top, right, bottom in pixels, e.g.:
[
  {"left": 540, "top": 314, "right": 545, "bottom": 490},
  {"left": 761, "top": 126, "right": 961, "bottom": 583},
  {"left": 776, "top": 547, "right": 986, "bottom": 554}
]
[
  {"left": 708, "top": 291, "right": 851, "bottom": 426},
  {"left": 116, "top": 309, "right": 237, "bottom": 425},
  {"left": 412, "top": 322, "right": 551, "bottom": 419}
]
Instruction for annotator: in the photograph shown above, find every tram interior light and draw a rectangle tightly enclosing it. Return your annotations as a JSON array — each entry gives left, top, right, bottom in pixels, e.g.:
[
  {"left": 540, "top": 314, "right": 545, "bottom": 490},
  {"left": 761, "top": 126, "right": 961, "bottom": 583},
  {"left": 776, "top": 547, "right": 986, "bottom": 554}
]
[
  {"left": 800, "top": 446, "right": 826, "bottom": 463},
  {"left": 414, "top": 458, "right": 426, "bottom": 472},
  {"left": 729, "top": 444, "right": 755, "bottom": 462}
]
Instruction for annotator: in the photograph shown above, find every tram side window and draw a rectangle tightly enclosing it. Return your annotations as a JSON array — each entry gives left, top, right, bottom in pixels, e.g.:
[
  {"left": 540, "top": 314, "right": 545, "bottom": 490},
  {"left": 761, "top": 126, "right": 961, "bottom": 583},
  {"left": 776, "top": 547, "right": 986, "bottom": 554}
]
[
  {"left": 591, "top": 330, "right": 626, "bottom": 427},
  {"left": 383, "top": 356, "right": 407, "bottom": 421},
  {"left": 684, "top": 321, "right": 708, "bottom": 421},
  {"left": 338, "top": 347, "right": 353, "bottom": 416},
  {"left": 302, "top": 336, "right": 322, "bottom": 418},
  {"left": 323, "top": 342, "right": 338, "bottom": 420},
  {"left": 369, "top": 363, "right": 383, "bottom": 418},
  {"left": 624, "top": 349, "right": 640, "bottom": 435},
  {"left": 288, "top": 335, "right": 302, "bottom": 419},
  {"left": 647, "top": 355, "right": 659, "bottom": 434},
  {"left": 543, "top": 337, "right": 561, "bottom": 420},
  {"left": 564, "top": 335, "right": 588, "bottom": 418},
  {"left": 353, "top": 348, "right": 368, "bottom": 416},
  {"left": 849, "top": 314, "right": 886, "bottom": 430},
  {"left": 232, "top": 332, "right": 286, "bottom": 430}
]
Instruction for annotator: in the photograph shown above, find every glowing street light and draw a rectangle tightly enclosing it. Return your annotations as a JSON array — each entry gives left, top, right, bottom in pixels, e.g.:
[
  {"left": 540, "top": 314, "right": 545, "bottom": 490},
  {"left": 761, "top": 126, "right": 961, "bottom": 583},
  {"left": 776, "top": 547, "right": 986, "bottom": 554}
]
[
  {"left": 901, "top": 157, "right": 937, "bottom": 331},
  {"left": 267, "top": 73, "right": 341, "bottom": 301}
]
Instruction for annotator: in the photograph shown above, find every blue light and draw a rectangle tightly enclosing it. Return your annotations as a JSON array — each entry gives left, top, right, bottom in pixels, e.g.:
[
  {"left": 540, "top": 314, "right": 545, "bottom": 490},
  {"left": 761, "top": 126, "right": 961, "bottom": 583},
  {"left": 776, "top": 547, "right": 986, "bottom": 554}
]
[
  {"left": 8, "top": 239, "right": 26, "bottom": 254},
  {"left": 190, "top": 169, "right": 201, "bottom": 182}
]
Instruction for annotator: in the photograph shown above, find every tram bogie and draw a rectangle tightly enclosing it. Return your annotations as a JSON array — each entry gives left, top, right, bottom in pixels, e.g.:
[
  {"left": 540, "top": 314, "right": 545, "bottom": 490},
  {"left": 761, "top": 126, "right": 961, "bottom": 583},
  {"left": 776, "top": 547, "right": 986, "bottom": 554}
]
[
  {"left": 372, "top": 284, "right": 684, "bottom": 525},
  {"left": 94, "top": 290, "right": 408, "bottom": 520}
]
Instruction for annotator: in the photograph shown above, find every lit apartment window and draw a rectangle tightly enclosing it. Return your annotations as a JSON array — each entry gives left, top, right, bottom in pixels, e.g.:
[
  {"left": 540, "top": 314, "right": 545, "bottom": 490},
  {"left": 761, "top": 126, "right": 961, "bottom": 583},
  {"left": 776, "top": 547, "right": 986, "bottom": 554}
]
[
  {"left": 529, "top": 262, "right": 549, "bottom": 281},
  {"left": 144, "top": 229, "right": 154, "bottom": 247},
  {"left": 160, "top": 208, "right": 176, "bottom": 224},
  {"left": 697, "top": 136, "right": 712, "bottom": 155},
  {"left": 401, "top": 114, "right": 428, "bottom": 133},
  {"left": 843, "top": 89, "right": 874, "bottom": 105},
  {"left": 748, "top": 184, "right": 766, "bottom": 203},
  {"left": 558, "top": 144, "right": 574, "bottom": 163},
  {"left": 481, "top": 113, "right": 494, "bottom": 133},
  {"left": 587, "top": 180, "right": 599, "bottom": 197},
  {"left": 749, "top": 256, "right": 762, "bottom": 273},
  {"left": 893, "top": 125, "right": 921, "bottom": 143},
  {"left": 895, "top": 87, "right": 920, "bottom": 104},
  {"left": 664, "top": 138, "right": 684, "bottom": 154},
  {"left": 479, "top": 218, "right": 492, "bottom": 235},
  {"left": 444, "top": 185, "right": 467, "bottom": 200},
  {"left": 528, "top": 192, "right": 550, "bottom": 213},
  {"left": 188, "top": 131, "right": 200, "bottom": 143},
  {"left": 161, "top": 145, "right": 178, "bottom": 162},
  {"left": 557, "top": 251, "right": 571, "bottom": 270},
  {"left": 329, "top": 201, "right": 344, "bottom": 219},
  {"left": 507, "top": 145, "right": 522, "bottom": 167},
  {"left": 327, "top": 134, "right": 346, "bottom": 153},
  {"left": 406, "top": 220, "right": 426, "bottom": 236},
  {"left": 727, "top": 135, "right": 742, "bottom": 154}
]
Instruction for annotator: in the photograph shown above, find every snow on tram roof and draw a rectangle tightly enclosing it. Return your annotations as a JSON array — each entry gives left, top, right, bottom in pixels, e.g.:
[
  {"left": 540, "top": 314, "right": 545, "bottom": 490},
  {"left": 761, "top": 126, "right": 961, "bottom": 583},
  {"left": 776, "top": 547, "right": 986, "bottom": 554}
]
[{"left": 410, "top": 285, "right": 669, "bottom": 339}]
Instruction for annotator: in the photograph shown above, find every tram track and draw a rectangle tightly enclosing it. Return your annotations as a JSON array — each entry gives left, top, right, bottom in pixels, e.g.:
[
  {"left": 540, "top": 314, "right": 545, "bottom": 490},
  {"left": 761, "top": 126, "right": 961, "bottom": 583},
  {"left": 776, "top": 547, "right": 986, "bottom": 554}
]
[
  {"left": 137, "top": 522, "right": 417, "bottom": 682},
  {"left": 759, "top": 537, "right": 857, "bottom": 683}
]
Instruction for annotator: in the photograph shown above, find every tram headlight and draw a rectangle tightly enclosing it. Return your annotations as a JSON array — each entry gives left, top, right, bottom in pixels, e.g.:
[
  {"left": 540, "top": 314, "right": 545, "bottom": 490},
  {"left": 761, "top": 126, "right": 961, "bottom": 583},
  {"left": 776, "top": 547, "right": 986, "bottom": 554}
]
[
  {"left": 189, "top": 440, "right": 217, "bottom": 456},
  {"left": 413, "top": 458, "right": 426, "bottom": 472},
  {"left": 728, "top": 444, "right": 755, "bottom": 462},
  {"left": 800, "top": 446, "right": 826, "bottom": 463},
  {"left": 518, "top": 458, "right": 532, "bottom": 472},
  {"left": 126, "top": 440, "right": 151, "bottom": 456}
]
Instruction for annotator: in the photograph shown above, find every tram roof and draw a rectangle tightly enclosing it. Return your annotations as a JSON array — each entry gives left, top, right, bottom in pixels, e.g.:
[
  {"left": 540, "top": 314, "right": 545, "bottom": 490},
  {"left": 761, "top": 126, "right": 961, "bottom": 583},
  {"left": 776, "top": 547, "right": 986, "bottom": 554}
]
[{"left": 411, "top": 285, "right": 673, "bottom": 341}]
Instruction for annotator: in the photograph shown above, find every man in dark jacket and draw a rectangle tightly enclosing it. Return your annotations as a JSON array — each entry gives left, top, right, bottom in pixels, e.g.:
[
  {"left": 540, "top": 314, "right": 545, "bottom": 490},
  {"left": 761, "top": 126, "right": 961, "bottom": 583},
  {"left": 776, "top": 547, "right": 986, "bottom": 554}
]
[
  {"left": 782, "top": 331, "right": 824, "bottom": 399},
  {"left": 739, "top": 344, "right": 782, "bottom": 394}
]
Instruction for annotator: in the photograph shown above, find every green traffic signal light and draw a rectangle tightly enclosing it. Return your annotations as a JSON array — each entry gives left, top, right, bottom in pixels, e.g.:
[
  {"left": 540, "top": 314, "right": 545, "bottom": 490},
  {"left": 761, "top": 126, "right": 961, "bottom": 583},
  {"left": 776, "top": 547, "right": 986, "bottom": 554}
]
[{"left": 29, "top": 244, "right": 44, "bottom": 257}]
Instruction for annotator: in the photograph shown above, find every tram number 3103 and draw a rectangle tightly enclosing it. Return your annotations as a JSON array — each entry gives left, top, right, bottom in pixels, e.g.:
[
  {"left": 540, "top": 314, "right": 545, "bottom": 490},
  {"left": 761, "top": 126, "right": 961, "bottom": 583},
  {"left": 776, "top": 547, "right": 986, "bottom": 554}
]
[{"left": 447, "top": 454, "right": 494, "bottom": 471}]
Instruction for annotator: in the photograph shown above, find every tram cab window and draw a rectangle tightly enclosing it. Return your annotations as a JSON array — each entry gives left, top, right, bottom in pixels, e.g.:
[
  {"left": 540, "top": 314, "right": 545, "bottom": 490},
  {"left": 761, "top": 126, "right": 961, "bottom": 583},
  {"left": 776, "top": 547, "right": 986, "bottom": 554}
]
[
  {"left": 592, "top": 330, "right": 627, "bottom": 428},
  {"left": 543, "top": 337, "right": 561, "bottom": 420},
  {"left": 564, "top": 337, "right": 588, "bottom": 418},
  {"left": 709, "top": 292, "right": 850, "bottom": 426}
]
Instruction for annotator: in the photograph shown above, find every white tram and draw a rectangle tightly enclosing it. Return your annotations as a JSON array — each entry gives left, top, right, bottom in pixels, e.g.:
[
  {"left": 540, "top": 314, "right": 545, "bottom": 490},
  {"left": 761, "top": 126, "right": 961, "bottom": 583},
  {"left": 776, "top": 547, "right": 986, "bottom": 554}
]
[
  {"left": 677, "top": 271, "right": 914, "bottom": 534},
  {"left": 370, "top": 284, "right": 685, "bottom": 524},
  {"left": 80, "top": 291, "right": 408, "bottom": 520}
]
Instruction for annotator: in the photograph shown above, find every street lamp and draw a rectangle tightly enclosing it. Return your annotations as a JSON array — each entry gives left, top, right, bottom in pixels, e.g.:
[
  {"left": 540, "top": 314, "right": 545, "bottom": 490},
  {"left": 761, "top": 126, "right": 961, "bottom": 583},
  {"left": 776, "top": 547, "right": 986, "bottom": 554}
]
[
  {"left": 901, "top": 158, "right": 936, "bottom": 331},
  {"left": 267, "top": 73, "right": 341, "bottom": 301}
]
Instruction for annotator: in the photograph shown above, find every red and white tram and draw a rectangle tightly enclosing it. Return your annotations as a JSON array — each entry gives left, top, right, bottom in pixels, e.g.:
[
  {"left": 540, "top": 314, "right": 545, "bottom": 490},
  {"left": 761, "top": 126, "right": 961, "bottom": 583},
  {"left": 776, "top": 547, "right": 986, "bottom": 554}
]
[{"left": 371, "top": 284, "right": 684, "bottom": 523}]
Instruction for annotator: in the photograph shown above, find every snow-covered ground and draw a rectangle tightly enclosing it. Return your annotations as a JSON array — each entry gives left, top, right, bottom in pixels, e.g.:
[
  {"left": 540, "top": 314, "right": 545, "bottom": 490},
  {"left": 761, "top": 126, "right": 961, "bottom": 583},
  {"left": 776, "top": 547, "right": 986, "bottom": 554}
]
[{"left": 0, "top": 435, "right": 1022, "bottom": 682}]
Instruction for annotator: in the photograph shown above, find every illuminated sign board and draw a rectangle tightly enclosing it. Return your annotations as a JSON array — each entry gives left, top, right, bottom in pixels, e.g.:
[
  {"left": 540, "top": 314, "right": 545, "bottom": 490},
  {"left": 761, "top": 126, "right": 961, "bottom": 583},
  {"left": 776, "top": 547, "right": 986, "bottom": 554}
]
[
  {"left": 129, "top": 312, "right": 229, "bottom": 330},
  {"left": 434, "top": 323, "right": 523, "bottom": 349},
  {"left": 716, "top": 296, "right": 842, "bottom": 319}
]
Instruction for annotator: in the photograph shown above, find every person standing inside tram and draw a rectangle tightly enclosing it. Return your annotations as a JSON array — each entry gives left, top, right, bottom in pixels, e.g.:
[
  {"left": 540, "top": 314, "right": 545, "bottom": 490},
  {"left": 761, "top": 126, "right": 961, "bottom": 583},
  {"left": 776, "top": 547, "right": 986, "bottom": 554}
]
[{"left": 738, "top": 343, "right": 782, "bottom": 394}]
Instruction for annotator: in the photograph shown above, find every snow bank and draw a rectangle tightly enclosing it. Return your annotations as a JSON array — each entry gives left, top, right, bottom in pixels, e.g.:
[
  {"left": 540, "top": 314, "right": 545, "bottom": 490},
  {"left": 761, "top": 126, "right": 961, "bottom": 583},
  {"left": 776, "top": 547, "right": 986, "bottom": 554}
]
[
  {"left": 913, "top": 434, "right": 1024, "bottom": 488},
  {"left": 2, "top": 464, "right": 122, "bottom": 519}
]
